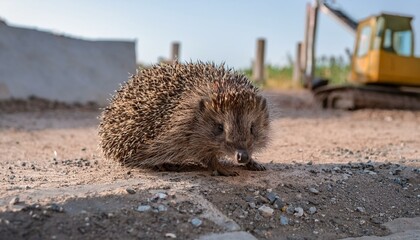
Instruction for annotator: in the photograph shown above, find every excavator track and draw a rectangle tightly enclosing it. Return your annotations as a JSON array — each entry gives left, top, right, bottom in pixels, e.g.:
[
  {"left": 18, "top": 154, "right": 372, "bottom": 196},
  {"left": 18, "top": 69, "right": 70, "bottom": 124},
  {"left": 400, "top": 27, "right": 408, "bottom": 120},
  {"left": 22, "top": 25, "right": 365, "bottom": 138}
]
[{"left": 313, "top": 84, "right": 420, "bottom": 110}]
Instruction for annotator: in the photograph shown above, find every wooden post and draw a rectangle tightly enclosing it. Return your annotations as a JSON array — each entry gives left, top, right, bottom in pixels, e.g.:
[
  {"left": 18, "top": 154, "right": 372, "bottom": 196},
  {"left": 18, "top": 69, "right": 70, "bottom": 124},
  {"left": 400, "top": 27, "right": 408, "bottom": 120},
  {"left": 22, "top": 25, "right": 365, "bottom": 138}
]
[
  {"left": 293, "top": 42, "right": 302, "bottom": 85},
  {"left": 305, "top": 2, "right": 319, "bottom": 88},
  {"left": 301, "top": 2, "right": 311, "bottom": 82},
  {"left": 171, "top": 42, "right": 180, "bottom": 62},
  {"left": 253, "top": 38, "right": 265, "bottom": 82}
]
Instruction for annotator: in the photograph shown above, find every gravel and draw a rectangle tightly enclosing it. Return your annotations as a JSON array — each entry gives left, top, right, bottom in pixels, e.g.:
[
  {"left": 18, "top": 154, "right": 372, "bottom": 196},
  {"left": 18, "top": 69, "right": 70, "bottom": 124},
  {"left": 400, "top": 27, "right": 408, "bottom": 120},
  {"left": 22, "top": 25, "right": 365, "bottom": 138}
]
[
  {"left": 258, "top": 205, "right": 274, "bottom": 217},
  {"left": 294, "top": 207, "right": 304, "bottom": 217},
  {"left": 136, "top": 205, "right": 152, "bottom": 212},
  {"left": 191, "top": 218, "right": 203, "bottom": 227},
  {"left": 309, "top": 206, "right": 317, "bottom": 215},
  {"left": 280, "top": 215, "right": 289, "bottom": 225}
]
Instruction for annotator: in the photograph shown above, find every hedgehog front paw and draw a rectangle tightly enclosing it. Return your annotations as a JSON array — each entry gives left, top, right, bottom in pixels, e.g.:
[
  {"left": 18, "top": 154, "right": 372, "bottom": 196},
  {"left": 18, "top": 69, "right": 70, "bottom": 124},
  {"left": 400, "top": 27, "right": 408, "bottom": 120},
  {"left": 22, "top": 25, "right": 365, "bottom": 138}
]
[
  {"left": 208, "top": 159, "right": 239, "bottom": 176},
  {"left": 211, "top": 168, "right": 239, "bottom": 177},
  {"left": 246, "top": 159, "right": 266, "bottom": 171}
]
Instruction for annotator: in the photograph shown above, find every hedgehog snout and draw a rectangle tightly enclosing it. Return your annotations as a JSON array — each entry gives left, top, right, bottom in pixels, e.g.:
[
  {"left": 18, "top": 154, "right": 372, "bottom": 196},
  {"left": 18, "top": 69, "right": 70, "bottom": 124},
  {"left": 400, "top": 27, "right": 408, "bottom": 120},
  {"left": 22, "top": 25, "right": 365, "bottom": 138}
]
[{"left": 236, "top": 149, "right": 249, "bottom": 164}]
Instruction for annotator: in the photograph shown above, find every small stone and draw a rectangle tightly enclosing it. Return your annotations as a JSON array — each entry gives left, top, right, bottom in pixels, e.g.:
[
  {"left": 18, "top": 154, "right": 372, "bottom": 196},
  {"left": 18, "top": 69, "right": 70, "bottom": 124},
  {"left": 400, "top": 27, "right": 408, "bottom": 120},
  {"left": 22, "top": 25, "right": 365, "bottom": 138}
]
[
  {"left": 258, "top": 205, "right": 274, "bottom": 217},
  {"left": 9, "top": 197, "right": 20, "bottom": 205},
  {"left": 191, "top": 218, "right": 202, "bottom": 227},
  {"left": 136, "top": 205, "right": 151, "bottom": 212},
  {"left": 280, "top": 215, "right": 289, "bottom": 225},
  {"left": 309, "top": 206, "right": 317, "bottom": 215},
  {"left": 265, "top": 192, "right": 278, "bottom": 204},
  {"left": 333, "top": 167, "right": 341, "bottom": 172},
  {"left": 256, "top": 195, "right": 269, "bottom": 204},
  {"left": 286, "top": 206, "right": 295, "bottom": 214},
  {"left": 273, "top": 198, "right": 284, "bottom": 209},
  {"left": 294, "top": 207, "right": 304, "bottom": 217},
  {"left": 309, "top": 188, "right": 319, "bottom": 194},
  {"left": 126, "top": 188, "right": 136, "bottom": 194},
  {"left": 248, "top": 202, "right": 256, "bottom": 209},
  {"left": 165, "top": 233, "right": 177, "bottom": 238},
  {"left": 155, "top": 192, "right": 168, "bottom": 200},
  {"left": 244, "top": 196, "right": 254, "bottom": 202},
  {"left": 158, "top": 205, "right": 168, "bottom": 212},
  {"left": 356, "top": 207, "right": 365, "bottom": 213},
  {"left": 360, "top": 220, "right": 366, "bottom": 225},
  {"left": 47, "top": 203, "right": 64, "bottom": 213}
]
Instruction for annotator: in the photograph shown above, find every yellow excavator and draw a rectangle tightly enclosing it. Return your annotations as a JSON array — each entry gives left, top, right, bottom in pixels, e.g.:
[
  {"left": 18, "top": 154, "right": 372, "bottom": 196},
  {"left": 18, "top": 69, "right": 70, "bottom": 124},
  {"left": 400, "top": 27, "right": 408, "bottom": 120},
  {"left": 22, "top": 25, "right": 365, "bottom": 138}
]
[{"left": 306, "top": 1, "right": 420, "bottom": 109}]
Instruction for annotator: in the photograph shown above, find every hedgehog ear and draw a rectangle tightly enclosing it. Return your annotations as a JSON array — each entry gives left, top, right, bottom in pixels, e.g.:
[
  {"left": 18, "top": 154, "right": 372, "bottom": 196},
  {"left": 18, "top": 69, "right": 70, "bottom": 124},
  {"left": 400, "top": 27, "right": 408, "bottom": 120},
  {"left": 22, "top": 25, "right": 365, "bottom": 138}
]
[
  {"left": 256, "top": 96, "right": 267, "bottom": 111},
  {"left": 199, "top": 97, "right": 210, "bottom": 113}
]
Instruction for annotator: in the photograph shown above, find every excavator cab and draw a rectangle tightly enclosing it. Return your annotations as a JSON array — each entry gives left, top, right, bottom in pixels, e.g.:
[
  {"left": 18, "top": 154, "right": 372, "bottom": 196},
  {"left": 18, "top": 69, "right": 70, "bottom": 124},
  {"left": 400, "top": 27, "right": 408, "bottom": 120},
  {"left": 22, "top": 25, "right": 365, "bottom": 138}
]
[{"left": 350, "top": 14, "right": 420, "bottom": 86}]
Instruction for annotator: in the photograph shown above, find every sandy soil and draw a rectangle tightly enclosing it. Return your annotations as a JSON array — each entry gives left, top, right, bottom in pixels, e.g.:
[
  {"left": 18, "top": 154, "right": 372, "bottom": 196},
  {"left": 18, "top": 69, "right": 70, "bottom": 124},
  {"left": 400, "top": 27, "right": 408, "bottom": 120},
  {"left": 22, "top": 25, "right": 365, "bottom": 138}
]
[{"left": 0, "top": 90, "right": 419, "bottom": 240}]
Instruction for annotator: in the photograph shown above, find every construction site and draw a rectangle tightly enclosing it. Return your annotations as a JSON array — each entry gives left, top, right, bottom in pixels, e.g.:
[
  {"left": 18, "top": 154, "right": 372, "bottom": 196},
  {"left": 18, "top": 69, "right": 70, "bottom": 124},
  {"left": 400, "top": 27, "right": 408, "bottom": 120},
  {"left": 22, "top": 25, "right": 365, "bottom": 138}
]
[{"left": 0, "top": 1, "right": 419, "bottom": 239}]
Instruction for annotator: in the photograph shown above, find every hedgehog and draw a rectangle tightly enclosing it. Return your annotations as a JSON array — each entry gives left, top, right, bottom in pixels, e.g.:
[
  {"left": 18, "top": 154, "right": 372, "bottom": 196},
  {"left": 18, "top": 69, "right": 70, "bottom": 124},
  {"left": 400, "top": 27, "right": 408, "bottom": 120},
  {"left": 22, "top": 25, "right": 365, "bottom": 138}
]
[{"left": 98, "top": 62, "right": 270, "bottom": 176}]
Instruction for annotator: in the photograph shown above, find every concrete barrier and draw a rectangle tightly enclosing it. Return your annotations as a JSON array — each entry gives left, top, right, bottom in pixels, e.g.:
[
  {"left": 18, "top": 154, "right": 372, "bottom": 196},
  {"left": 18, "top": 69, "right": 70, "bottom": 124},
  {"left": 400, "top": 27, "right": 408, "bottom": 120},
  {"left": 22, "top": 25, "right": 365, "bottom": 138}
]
[{"left": 0, "top": 20, "right": 136, "bottom": 106}]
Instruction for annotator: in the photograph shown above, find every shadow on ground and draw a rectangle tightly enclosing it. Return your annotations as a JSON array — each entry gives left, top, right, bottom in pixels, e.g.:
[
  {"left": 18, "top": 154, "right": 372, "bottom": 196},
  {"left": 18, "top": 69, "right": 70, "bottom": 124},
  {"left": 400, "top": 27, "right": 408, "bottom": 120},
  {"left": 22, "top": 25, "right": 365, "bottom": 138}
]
[{"left": 1, "top": 161, "right": 419, "bottom": 240}]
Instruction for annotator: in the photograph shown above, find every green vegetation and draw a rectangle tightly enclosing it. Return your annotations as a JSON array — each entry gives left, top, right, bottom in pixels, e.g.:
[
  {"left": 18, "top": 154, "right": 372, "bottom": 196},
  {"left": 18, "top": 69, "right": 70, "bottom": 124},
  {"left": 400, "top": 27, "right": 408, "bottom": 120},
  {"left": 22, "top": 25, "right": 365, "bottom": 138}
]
[
  {"left": 242, "top": 55, "right": 350, "bottom": 89},
  {"left": 315, "top": 55, "right": 350, "bottom": 85}
]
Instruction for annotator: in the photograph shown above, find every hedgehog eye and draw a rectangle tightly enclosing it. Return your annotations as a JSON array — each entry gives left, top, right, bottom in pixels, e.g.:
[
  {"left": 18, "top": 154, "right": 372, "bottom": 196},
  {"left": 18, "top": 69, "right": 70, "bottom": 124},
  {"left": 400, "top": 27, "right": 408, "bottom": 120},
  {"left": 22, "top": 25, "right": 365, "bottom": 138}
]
[
  {"left": 216, "top": 123, "right": 224, "bottom": 135},
  {"left": 250, "top": 123, "right": 255, "bottom": 135}
]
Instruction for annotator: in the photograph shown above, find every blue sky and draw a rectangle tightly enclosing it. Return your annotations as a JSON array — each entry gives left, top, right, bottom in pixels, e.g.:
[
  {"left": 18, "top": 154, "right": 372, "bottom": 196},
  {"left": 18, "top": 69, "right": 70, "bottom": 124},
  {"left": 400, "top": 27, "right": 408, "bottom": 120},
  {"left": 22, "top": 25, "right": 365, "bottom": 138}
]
[{"left": 1, "top": 0, "right": 419, "bottom": 68}]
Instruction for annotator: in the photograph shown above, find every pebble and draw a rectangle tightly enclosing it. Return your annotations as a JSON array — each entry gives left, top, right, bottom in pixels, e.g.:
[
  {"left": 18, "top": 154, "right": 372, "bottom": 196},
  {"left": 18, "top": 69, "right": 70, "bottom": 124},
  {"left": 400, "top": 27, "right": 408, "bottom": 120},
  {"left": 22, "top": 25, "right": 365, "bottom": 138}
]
[
  {"left": 9, "top": 197, "right": 20, "bottom": 205},
  {"left": 294, "top": 207, "right": 304, "bottom": 217},
  {"left": 309, "top": 206, "right": 317, "bottom": 215},
  {"left": 126, "top": 188, "right": 136, "bottom": 194},
  {"left": 137, "top": 205, "right": 152, "bottom": 212},
  {"left": 265, "top": 192, "right": 278, "bottom": 204},
  {"left": 47, "top": 203, "right": 64, "bottom": 213},
  {"left": 248, "top": 202, "right": 256, "bottom": 209},
  {"left": 280, "top": 215, "right": 289, "bottom": 225},
  {"left": 273, "top": 198, "right": 284, "bottom": 209},
  {"left": 309, "top": 188, "right": 319, "bottom": 194},
  {"left": 154, "top": 192, "right": 168, "bottom": 200},
  {"left": 258, "top": 205, "right": 274, "bottom": 217},
  {"left": 286, "top": 206, "right": 295, "bottom": 214},
  {"left": 244, "top": 196, "right": 254, "bottom": 202},
  {"left": 256, "top": 195, "right": 269, "bottom": 204},
  {"left": 394, "top": 177, "right": 408, "bottom": 187},
  {"left": 356, "top": 207, "right": 365, "bottom": 213},
  {"left": 158, "top": 205, "right": 168, "bottom": 212},
  {"left": 165, "top": 233, "right": 177, "bottom": 238},
  {"left": 191, "top": 218, "right": 202, "bottom": 227}
]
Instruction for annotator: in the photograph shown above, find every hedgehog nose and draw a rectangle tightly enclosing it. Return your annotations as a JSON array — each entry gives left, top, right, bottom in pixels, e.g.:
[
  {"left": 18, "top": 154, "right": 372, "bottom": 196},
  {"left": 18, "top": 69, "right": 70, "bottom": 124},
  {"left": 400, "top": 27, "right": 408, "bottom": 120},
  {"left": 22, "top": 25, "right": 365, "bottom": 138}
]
[{"left": 236, "top": 150, "right": 249, "bottom": 164}]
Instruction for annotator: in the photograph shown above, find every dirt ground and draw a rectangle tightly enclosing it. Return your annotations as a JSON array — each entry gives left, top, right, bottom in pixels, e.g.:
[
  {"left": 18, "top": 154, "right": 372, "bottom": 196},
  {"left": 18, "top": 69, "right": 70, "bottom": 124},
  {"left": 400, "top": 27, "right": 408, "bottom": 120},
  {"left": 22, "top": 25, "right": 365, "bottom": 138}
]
[{"left": 0, "top": 90, "right": 419, "bottom": 240}]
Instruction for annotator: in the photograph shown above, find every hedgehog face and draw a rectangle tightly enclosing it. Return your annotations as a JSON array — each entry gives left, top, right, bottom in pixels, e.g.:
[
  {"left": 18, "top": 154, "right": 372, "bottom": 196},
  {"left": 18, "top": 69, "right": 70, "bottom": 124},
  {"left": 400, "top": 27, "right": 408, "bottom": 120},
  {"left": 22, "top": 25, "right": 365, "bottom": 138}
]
[{"left": 197, "top": 95, "right": 269, "bottom": 164}]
